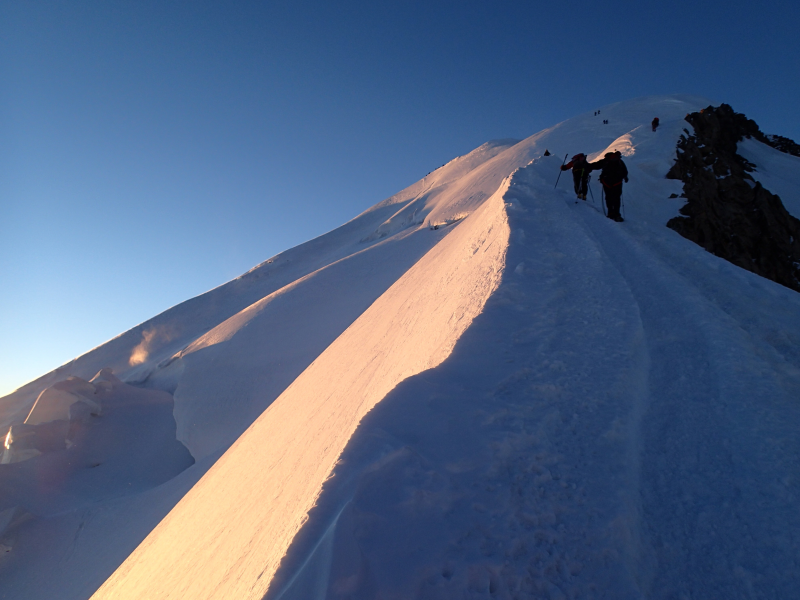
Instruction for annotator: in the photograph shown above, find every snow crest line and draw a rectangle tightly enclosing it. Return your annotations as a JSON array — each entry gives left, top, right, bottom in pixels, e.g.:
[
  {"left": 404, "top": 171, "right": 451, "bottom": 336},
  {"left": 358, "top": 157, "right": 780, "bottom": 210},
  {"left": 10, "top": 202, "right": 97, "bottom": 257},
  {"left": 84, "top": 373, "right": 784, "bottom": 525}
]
[{"left": 90, "top": 179, "right": 513, "bottom": 600}]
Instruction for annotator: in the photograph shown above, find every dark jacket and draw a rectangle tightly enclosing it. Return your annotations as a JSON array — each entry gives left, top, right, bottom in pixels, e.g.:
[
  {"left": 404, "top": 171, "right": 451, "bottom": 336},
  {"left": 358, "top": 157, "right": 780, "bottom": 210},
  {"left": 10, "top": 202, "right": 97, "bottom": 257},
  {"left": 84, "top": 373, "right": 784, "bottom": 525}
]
[
  {"left": 561, "top": 154, "right": 590, "bottom": 175},
  {"left": 590, "top": 154, "right": 628, "bottom": 187}
]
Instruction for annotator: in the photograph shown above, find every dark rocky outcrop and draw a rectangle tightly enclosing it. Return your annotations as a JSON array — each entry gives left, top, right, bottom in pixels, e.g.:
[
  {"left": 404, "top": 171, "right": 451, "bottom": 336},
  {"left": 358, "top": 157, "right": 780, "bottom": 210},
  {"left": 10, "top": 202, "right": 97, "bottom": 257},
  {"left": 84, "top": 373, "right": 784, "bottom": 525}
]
[
  {"left": 766, "top": 134, "right": 800, "bottom": 157},
  {"left": 666, "top": 104, "right": 800, "bottom": 292}
]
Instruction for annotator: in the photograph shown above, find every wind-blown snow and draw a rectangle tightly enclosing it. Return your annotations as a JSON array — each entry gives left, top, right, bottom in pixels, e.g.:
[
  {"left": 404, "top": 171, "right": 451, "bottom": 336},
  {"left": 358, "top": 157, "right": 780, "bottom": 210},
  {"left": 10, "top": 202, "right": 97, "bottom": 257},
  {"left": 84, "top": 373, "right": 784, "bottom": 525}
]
[{"left": 3, "top": 94, "right": 800, "bottom": 600}]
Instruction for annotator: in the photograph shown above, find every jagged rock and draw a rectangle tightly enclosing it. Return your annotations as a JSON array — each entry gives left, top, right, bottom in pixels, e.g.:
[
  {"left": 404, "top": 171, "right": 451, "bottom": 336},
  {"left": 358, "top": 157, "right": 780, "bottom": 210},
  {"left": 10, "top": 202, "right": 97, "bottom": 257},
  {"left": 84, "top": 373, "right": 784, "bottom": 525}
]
[
  {"left": 666, "top": 104, "right": 800, "bottom": 292},
  {"left": 766, "top": 134, "right": 800, "bottom": 157}
]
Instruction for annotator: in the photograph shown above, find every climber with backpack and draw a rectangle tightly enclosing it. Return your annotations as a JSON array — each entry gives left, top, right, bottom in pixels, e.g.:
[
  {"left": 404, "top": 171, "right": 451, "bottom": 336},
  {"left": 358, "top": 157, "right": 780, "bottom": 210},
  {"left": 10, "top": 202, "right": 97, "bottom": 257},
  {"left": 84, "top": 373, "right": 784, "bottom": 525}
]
[
  {"left": 589, "top": 150, "right": 628, "bottom": 222},
  {"left": 560, "top": 153, "right": 591, "bottom": 200},
  {"left": 652, "top": 117, "right": 660, "bottom": 132}
]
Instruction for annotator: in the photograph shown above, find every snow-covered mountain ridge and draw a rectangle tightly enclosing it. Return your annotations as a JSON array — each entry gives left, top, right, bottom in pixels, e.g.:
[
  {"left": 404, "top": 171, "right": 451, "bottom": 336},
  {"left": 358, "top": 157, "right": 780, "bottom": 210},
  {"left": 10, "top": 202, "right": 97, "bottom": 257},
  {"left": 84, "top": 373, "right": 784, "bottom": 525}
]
[{"left": 2, "top": 94, "right": 800, "bottom": 599}]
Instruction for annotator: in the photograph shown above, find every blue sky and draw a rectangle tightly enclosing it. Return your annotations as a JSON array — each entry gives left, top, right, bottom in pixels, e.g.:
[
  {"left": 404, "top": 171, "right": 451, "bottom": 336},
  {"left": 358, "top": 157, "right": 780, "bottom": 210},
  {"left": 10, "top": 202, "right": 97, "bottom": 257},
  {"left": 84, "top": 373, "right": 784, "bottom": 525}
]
[{"left": 2, "top": 0, "right": 798, "bottom": 396}]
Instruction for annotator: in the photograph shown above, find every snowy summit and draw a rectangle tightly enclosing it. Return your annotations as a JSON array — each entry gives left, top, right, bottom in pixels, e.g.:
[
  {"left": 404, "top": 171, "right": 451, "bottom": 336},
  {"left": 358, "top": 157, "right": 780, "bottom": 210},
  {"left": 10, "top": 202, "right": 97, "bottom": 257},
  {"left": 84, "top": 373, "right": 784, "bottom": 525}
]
[{"left": 2, "top": 94, "right": 800, "bottom": 599}]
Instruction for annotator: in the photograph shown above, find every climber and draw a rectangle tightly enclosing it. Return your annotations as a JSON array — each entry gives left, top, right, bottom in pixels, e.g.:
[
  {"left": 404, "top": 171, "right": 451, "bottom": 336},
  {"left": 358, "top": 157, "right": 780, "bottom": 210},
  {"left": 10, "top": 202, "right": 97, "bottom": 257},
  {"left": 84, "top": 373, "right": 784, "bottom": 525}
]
[
  {"left": 560, "top": 153, "right": 591, "bottom": 200},
  {"left": 590, "top": 151, "right": 628, "bottom": 222},
  {"left": 652, "top": 117, "right": 660, "bottom": 132}
]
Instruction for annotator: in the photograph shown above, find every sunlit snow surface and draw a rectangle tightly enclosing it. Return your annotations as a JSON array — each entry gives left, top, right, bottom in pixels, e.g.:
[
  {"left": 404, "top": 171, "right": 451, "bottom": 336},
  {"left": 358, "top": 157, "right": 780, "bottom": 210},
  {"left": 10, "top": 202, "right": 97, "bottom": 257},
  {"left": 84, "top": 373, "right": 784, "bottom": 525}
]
[{"left": 2, "top": 95, "right": 800, "bottom": 599}]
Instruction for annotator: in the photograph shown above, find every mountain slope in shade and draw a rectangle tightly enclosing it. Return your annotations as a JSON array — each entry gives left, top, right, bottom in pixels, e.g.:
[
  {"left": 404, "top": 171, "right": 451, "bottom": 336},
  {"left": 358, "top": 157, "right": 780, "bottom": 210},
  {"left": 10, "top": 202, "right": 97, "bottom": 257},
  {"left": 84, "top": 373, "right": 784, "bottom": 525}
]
[{"left": 3, "top": 94, "right": 800, "bottom": 599}]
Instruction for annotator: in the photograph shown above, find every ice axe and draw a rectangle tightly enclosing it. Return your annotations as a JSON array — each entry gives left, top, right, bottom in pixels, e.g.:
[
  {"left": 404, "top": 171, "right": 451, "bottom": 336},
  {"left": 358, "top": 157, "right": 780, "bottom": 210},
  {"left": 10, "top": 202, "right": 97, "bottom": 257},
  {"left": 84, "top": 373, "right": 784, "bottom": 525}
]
[{"left": 554, "top": 153, "right": 569, "bottom": 189}]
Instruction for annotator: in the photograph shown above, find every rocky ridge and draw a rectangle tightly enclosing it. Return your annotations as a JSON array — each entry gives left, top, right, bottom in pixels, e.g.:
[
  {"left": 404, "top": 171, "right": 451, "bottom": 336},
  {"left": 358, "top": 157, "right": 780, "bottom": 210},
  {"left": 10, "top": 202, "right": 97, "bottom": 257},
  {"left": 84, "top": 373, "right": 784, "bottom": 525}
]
[
  {"left": 766, "top": 134, "right": 800, "bottom": 157},
  {"left": 666, "top": 104, "right": 800, "bottom": 292}
]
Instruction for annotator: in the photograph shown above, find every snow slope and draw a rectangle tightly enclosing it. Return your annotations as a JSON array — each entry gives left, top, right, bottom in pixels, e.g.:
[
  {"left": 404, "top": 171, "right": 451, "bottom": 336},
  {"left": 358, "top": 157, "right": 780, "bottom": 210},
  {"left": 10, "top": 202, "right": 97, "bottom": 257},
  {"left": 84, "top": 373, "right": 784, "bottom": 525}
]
[
  {"left": 738, "top": 136, "right": 800, "bottom": 217},
  {"left": 264, "top": 98, "right": 800, "bottom": 599},
  {"left": 0, "top": 137, "right": 520, "bottom": 438},
  {"left": 92, "top": 159, "right": 510, "bottom": 600},
  {"left": 3, "top": 94, "right": 800, "bottom": 599},
  {"left": 0, "top": 135, "right": 526, "bottom": 598}
]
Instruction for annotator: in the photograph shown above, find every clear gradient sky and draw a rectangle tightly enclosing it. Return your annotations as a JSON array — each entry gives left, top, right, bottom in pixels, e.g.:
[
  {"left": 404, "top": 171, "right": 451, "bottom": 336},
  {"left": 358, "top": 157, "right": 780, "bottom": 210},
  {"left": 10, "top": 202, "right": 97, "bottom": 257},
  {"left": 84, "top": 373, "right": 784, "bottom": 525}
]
[{"left": 2, "top": 0, "right": 798, "bottom": 396}]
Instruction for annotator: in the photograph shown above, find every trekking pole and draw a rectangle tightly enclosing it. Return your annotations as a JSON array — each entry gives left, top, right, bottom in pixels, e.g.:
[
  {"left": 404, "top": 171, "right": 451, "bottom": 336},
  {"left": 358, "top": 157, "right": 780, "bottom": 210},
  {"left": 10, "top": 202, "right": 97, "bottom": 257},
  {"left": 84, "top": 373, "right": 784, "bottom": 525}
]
[
  {"left": 587, "top": 175, "right": 595, "bottom": 203},
  {"left": 621, "top": 190, "right": 626, "bottom": 219},
  {"left": 601, "top": 187, "right": 607, "bottom": 217},
  {"left": 554, "top": 153, "right": 569, "bottom": 189}
]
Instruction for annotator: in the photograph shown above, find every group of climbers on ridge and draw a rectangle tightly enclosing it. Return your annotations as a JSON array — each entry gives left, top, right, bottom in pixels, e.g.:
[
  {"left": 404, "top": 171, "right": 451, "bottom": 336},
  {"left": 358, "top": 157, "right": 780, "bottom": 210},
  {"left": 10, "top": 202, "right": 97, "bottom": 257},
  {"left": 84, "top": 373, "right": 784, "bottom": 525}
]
[
  {"left": 557, "top": 116, "right": 659, "bottom": 222},
  {"left": 561, "top": 151, "right": 628, "bottom": 222}
]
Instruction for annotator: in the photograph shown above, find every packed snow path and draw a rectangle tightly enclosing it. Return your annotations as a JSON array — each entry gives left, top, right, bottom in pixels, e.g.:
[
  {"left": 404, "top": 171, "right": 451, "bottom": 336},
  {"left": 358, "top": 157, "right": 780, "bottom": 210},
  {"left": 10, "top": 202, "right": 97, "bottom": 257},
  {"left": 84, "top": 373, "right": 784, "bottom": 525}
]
[{"left": 269, "top": 158, "right": 800, "bottom": 599}]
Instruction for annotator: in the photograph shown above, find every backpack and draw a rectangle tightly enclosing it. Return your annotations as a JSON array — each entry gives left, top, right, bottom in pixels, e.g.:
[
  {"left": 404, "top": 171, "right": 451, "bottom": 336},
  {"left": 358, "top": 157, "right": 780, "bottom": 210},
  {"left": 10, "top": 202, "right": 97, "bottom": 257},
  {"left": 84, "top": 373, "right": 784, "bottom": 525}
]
[
  {"left": 571, "top": 154, "right": 589, "bottom": 171},
  {"left": 599, "top": 155, "right": 627, "bottom": 186}
]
